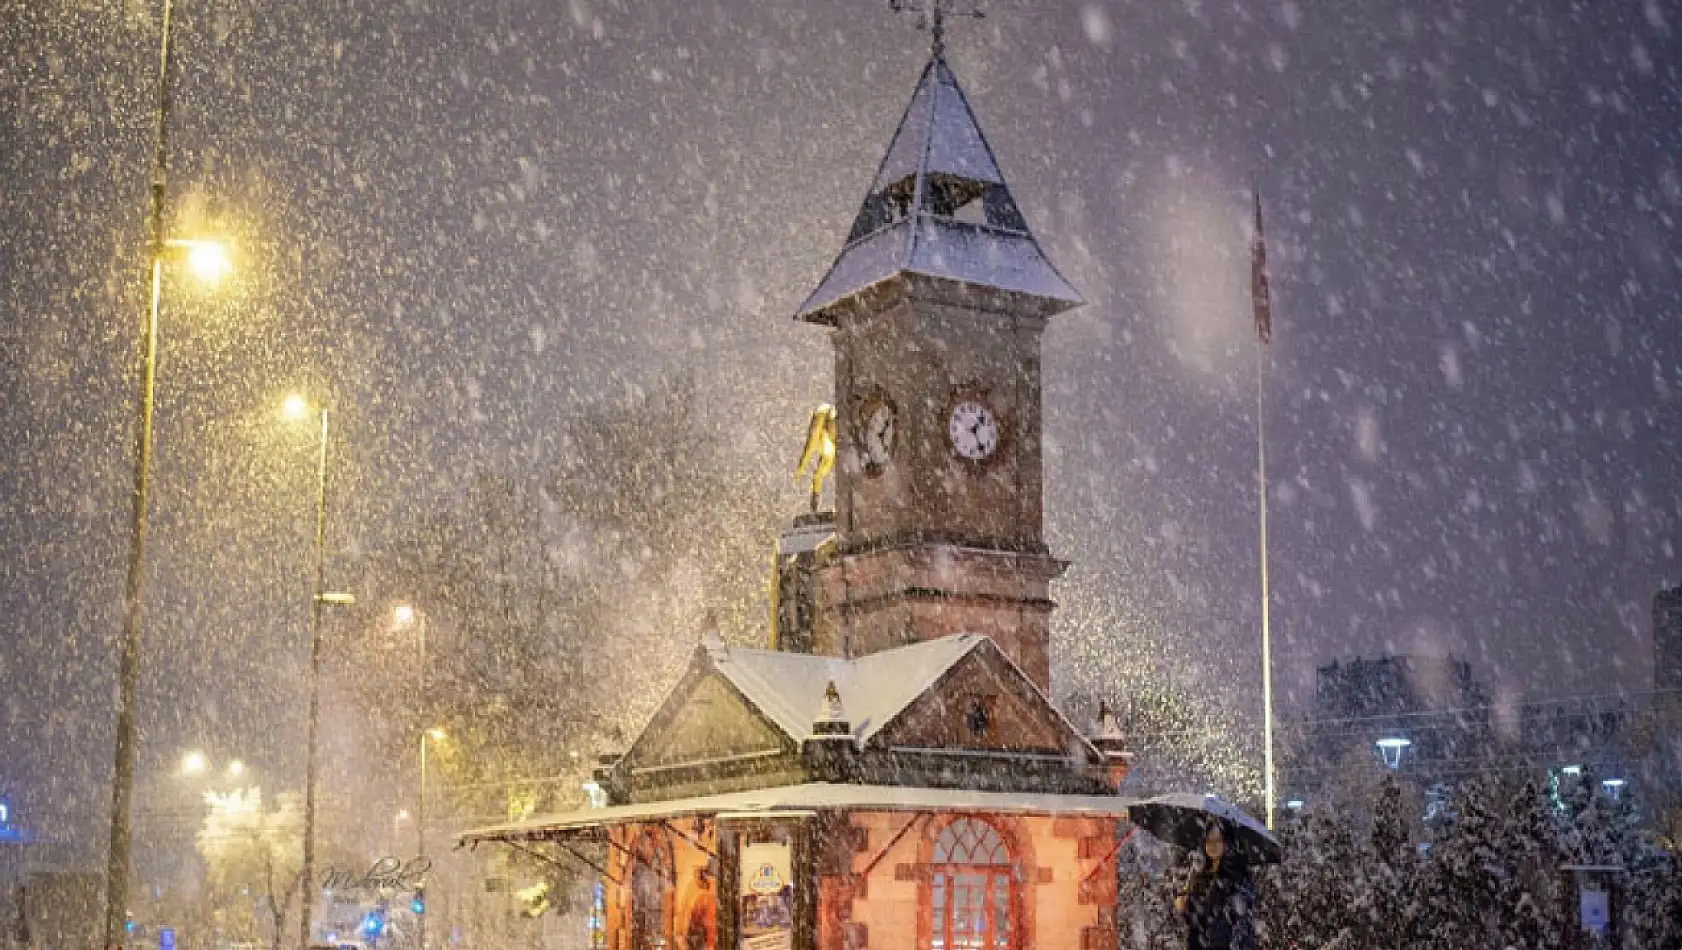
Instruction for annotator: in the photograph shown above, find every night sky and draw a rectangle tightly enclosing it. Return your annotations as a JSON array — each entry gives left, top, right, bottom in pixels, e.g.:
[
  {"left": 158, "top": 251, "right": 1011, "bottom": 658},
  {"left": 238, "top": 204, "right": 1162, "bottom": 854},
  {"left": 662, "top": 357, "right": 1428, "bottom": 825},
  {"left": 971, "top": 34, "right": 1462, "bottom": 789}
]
[{"left": 3, "top": 0, "right": 1680, "bottom": 847}]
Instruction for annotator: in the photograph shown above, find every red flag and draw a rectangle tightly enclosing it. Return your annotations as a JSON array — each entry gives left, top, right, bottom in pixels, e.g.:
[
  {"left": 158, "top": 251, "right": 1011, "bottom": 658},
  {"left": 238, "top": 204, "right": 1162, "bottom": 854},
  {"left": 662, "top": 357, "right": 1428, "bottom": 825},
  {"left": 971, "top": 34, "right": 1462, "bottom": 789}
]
[{"left": 1252, "top": 191, "right": 1273, "bottom": 345}]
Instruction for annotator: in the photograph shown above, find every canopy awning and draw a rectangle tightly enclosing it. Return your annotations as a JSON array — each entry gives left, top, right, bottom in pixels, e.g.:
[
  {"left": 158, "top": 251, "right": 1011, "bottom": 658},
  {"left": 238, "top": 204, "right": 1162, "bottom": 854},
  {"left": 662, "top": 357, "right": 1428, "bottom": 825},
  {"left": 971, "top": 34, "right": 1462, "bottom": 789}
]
[{"left": 458, "top": 782, "right": 1137, "bottom": 846}]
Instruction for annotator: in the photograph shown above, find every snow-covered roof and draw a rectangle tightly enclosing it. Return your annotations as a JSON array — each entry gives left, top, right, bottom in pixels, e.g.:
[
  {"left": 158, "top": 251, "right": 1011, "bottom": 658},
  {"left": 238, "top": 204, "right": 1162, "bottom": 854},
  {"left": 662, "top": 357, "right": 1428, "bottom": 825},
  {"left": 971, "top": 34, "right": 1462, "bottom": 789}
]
[
  {"left": 709, "top": 634, "right": 984, "bottom": 745},
  {"left": 795, "top": 54, "right": 1082, "bottom": 325},
  {"left": 458, "top": 782, "right": 1137, "bottom": 845}
]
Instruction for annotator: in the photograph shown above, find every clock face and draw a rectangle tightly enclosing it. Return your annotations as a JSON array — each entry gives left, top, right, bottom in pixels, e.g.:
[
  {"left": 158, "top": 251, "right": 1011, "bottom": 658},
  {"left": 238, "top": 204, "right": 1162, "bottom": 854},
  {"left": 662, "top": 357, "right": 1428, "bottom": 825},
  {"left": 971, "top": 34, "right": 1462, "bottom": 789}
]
[
  {"left": 948, "top": 400, "right": 1000, "bottom": 461},
  {"left": 863, "top": 400, "right": 897, "bottom": 470}
]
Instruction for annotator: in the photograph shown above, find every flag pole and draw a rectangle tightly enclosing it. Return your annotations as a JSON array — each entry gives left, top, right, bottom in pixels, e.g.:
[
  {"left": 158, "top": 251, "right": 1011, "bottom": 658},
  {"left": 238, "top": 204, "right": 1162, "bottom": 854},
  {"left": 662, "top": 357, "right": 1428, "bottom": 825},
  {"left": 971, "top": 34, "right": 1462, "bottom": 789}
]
[
  {"left": 1257, "top": 332, "right": 1275, "bottom": 831},
  {"left": 1251, "top": 186, "right": 1276, "bottom": 831}
]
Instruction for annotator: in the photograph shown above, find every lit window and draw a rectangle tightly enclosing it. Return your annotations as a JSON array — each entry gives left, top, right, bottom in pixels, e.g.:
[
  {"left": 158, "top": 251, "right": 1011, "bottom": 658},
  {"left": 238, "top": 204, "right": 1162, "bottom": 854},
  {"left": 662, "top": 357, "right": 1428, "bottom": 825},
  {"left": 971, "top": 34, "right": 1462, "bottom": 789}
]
[{"left": 930, "top": 818, "right": 1014, "bottom": 950}]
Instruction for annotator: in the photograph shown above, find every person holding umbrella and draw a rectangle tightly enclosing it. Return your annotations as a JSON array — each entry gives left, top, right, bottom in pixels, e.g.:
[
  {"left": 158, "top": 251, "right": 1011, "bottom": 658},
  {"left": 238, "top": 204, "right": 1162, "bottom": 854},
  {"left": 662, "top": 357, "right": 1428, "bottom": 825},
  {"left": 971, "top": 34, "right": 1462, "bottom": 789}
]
[
  {"left": 1172, "top": 822, "right": 1256, "bottom": 950},
  {"left": 1129, "top": 794, "right": 1278, "bottom": 950}
]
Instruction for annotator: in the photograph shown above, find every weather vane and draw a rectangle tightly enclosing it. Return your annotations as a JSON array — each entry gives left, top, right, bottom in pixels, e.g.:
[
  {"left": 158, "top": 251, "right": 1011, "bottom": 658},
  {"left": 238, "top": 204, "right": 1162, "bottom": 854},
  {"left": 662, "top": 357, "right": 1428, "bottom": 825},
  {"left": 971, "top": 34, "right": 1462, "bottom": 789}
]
[{"left": 889, "top": 0, "right": 984, "bottom": 56}]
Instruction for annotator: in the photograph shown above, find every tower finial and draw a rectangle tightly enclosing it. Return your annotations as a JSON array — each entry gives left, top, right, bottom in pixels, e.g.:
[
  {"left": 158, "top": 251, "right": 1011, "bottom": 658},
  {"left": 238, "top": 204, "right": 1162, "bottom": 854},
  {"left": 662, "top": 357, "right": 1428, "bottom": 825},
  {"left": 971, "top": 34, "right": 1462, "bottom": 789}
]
[{"left": 889, "top": 0, "right": 982, "bottom": 59}]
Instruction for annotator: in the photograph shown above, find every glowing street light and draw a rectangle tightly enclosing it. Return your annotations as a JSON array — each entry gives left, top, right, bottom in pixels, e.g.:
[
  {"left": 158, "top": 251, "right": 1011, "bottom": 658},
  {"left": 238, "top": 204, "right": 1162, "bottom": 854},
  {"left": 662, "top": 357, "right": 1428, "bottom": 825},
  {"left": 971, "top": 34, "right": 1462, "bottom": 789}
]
[
  {"left": 165, "top": 238, "right": 233, "bottom": 284},
  {"left": 393, "top": 603, "right": 417, "bottom": 628},
  {"left": 1376, "top": 737, "right": 1412, "bottom": 769},
  {"left": 226, "top": 760, "right": 244, "bottom": 778},
  {"left": 282, "top": 392, "right": 311, "bottom": 421},
  {"left": 180, "top": 751, "right": 208, "bottom": 776}
]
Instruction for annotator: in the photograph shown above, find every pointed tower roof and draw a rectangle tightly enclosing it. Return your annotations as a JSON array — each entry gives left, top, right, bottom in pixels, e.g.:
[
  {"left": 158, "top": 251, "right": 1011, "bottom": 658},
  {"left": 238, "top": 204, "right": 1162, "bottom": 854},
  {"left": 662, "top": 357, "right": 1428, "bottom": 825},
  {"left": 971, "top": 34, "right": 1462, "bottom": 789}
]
[{"left": 796, "top": 53, "right": 1083, "bottom": 324}]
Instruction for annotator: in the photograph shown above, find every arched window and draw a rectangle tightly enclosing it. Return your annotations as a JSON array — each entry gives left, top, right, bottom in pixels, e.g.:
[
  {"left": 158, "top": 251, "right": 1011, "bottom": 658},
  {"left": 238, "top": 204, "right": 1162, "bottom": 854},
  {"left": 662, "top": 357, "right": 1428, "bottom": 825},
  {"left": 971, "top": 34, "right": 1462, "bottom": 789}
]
[{"left": 930, "top": 818, "right": 1015, "bottom": 950}]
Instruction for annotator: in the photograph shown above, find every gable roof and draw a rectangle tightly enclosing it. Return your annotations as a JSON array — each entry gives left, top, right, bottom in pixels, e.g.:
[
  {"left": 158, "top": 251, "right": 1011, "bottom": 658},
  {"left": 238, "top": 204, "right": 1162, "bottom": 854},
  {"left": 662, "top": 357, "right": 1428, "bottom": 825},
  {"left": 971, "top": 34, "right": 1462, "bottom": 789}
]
[
  {"left": 795, "top": 54, "right": 1082, "bottom": 325},
  {"left": 709, "top": 634, "right": 981, "bottom": 746}
]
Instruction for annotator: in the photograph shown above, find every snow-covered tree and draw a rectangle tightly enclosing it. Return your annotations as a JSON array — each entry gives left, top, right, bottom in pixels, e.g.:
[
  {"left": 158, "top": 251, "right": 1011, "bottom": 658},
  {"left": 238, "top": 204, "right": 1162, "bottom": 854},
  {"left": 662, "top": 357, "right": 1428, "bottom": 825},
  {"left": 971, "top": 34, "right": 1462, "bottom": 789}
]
[
  {"left": 1366, "top": 774, "right": 1416, "bottom": 949},
  {"left": 197, "top": 789, "right": 303, "bottom": 950},
  {"left": 1115, "top": 852, "right": 1181, "bottom": 950},
  {"left": 1624, "top": 849, "right": 1682, "bottom": 949}
]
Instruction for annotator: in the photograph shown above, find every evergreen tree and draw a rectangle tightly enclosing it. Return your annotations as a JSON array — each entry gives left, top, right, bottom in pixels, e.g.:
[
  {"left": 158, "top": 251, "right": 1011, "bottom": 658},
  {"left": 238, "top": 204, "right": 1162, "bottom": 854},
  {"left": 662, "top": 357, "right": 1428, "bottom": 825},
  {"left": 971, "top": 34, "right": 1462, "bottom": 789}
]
[
  {"left": 1367, "top": 775, "right": 1415, "bottom": 950},
  {"left": 1498, "top": 779, "right": 1563, "bottom": 950},
  {"left": 1413, "top": 777, "right": 1507, "bottom": 949},
  {"left": 1258, "top": 809, "right": 1371, "bottom": 949},
  {"left": 1624, "top": 849, "right": 1682, "bottom": 949}
]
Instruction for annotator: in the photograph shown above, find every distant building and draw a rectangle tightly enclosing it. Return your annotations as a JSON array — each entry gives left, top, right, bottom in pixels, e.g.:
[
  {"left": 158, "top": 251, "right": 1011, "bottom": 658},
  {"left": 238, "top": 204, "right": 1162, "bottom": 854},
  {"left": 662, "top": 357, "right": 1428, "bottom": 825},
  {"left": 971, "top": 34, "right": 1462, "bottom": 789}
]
[
  {"left": 1299, "top": 653, "right": 1493, "bottom": 784},
  {"left": 1654, "top": 584, "right": 1682, "bottom": 693},
  {"left": 1281, "top": 645, "right": 1682, "bottom": 821}
]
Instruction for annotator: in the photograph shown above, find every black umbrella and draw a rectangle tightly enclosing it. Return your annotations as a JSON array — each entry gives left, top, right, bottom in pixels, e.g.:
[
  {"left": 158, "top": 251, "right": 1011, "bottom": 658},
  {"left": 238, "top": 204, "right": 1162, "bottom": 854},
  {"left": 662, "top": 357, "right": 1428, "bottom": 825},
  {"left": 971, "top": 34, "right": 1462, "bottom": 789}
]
[{"left": 1128, "top": 793, "right": 1283, "bottom": 865}]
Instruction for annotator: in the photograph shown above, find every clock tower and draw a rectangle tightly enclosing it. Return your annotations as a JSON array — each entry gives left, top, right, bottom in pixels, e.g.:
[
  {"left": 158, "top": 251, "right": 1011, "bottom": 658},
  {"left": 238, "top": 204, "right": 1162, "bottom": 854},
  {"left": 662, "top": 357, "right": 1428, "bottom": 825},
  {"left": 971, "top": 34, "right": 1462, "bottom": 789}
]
[{"left": 796, "top": 47, "right": 1082, "bottom": 691}]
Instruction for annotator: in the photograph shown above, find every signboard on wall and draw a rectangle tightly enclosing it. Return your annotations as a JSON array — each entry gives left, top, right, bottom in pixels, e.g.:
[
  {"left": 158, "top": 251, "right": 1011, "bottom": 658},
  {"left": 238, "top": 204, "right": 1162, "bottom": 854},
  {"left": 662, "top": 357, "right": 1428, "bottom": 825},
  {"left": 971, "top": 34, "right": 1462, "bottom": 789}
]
[
  {"left": 739, "top": 842, "right": 793, "bottom": 950},
  {"left": 1579, "top": 887, "right": 1610, "bottom": 933}
]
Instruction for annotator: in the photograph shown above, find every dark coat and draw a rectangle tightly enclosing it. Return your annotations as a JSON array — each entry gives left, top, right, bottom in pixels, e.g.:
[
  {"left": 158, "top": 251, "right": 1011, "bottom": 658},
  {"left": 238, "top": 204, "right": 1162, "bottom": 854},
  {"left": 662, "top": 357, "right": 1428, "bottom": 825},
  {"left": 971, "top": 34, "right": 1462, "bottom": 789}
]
[{"left": 1180, "top": 858, "right": 1257, "bottom": 950}]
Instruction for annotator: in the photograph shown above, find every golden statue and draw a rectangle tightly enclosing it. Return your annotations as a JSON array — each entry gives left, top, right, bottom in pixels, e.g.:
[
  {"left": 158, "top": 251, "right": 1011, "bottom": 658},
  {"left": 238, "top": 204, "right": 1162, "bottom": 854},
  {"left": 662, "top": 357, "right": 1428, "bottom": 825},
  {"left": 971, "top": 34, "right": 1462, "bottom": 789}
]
[{"left": 794, "top": 403, "right": 837, "bottom": 512}]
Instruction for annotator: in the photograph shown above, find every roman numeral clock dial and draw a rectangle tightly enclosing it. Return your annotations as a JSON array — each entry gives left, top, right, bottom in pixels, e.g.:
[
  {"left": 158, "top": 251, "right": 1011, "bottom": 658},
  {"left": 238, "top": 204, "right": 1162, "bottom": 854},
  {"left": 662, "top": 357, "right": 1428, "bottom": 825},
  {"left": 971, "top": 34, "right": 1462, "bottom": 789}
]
[
  {"left": 947, "top": 399, "right": 1000, "bottom": 462},
  {"left": 861, "top": 395, "right": 897, "bottom": 473}
]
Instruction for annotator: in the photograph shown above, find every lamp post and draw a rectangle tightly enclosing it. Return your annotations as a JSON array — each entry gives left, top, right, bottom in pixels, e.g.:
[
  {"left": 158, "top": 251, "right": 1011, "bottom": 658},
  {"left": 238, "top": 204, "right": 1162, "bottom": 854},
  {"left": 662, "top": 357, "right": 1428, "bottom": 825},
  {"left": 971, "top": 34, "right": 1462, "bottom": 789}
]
[
  {"left": 286, "top": 395, "right": 354, "bottom": 950},
  {"left": 102, "top": 2, "right": 235, "bottom": 938},
  {"left": 417, "top": 728, "right": 445, "bottom": 950}
]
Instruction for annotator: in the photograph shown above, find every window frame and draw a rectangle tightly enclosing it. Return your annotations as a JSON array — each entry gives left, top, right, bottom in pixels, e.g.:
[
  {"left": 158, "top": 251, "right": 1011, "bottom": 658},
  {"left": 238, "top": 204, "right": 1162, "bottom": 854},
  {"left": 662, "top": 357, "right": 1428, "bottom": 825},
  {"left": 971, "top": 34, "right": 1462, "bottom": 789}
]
[{"left": 922, "top": 816, "right": 1022, "bottom": 950}]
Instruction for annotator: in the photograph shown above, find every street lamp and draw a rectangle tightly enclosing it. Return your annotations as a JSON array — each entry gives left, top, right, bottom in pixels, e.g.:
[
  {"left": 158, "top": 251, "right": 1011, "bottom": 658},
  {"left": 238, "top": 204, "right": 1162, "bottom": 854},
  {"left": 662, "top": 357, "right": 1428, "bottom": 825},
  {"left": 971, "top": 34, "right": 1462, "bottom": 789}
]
[
  {"left": 417, "top": 728, "right": 446, "bottom": 950},
  {"left": 1376, "top": 737, "right": 1412, "bottom": 770},
  {"left": 282, "top": 393, "right": 311, "bottom": 421},
  {"left": 101, "top": 0, "right": 236, "bottom": 934},
  {"left": 180, "top": 751, "right": 208, "bottom": 777},
  {"left": 287, "top": 394, "right": 355, "bottom": 950},
  {"left": 181, "top": 239, "right": 232, "bottom": 283}
]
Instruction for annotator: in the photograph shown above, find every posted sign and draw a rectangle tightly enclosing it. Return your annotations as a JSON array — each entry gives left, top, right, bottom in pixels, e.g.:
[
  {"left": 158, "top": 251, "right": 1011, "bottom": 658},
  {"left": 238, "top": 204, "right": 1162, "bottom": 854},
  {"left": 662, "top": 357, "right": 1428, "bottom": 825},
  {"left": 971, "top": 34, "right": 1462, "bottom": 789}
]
[
  {"left": 739, "top": 842, "right": 793, "bottom": 950},
  {"left": 1580, "top": 887, "right": 1610, "bottom": 933}
]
